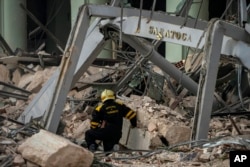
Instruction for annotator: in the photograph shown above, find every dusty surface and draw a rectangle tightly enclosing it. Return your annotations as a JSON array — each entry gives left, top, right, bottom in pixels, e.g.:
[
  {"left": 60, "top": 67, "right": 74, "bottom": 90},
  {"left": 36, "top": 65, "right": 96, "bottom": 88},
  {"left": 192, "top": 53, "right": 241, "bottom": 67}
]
[{"left": 1, "top": 62, "right": 250, "bottom": 167}]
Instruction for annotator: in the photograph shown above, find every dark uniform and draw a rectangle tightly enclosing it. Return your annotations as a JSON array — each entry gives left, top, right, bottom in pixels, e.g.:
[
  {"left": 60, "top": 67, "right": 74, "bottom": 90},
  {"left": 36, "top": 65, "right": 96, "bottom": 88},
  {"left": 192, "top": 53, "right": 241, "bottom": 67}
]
[{"left": 85, "top": 99, "right": 137, "bottom": 152}]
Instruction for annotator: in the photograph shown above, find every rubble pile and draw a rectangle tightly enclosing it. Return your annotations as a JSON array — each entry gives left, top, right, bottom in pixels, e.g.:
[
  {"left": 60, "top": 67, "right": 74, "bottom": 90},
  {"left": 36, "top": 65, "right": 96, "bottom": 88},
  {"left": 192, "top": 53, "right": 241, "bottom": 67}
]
[
  {"left": 60, "top": 94, "right": 250, "bottom": 166},
  {"left": 1, "top": 61, "right": 250, "bottom": 167},
  {"left": 0, "top": 64, "right": 57, "bottom": 120},
  {"left": 120, "top": 95, "right": 191, "bottom": 149}
]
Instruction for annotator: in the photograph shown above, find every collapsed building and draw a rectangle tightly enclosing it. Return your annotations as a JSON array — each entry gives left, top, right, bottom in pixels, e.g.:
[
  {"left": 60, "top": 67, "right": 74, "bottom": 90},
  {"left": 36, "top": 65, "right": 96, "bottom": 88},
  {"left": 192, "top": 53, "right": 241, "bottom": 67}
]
[{"left": 1, "top": 0, "right": 250, "bottom": 166}]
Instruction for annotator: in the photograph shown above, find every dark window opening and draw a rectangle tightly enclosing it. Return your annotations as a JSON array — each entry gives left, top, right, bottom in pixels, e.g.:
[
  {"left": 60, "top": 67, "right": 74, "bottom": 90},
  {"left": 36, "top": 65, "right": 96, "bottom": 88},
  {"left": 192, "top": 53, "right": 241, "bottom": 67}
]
[
  {"left": 128, "top": 0, "right": 166, "bottom": 57},
  {"left": 27, "top": 0, "right": 47, "bottom": 52}
]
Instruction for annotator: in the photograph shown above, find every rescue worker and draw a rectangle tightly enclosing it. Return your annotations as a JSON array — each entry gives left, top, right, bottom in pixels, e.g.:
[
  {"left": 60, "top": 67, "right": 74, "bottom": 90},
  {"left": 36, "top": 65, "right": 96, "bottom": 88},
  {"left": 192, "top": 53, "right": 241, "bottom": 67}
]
[{"left": 85, "top": 89, "right": 137, "bottom": 152}]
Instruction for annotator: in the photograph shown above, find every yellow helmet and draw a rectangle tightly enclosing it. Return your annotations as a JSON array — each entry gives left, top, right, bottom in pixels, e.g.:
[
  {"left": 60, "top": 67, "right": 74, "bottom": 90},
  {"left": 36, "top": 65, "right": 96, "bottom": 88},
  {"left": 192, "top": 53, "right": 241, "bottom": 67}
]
[{"left": 101, "top": 89, "right": 115, "bottom": 102}]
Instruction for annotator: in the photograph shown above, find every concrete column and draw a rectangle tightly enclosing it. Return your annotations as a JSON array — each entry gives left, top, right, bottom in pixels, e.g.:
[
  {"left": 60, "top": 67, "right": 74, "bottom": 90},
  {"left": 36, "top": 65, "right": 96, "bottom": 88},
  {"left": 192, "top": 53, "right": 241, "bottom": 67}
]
[{"left": 0, "top": 0, "right": 27, "bottom": 52}]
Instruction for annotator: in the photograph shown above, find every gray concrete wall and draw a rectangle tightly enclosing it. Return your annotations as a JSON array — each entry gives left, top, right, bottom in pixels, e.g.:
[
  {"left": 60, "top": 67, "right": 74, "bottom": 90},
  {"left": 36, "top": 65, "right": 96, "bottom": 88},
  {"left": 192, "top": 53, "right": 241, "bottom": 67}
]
[{"left": 0, "top": 0, "right": 27, "bottom": 53}]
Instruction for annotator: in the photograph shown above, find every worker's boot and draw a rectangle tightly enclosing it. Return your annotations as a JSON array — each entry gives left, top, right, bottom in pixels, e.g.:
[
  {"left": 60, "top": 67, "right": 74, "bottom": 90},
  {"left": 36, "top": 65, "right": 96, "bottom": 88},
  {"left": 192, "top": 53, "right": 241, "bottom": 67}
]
[
  {"left": 80, "top": 140, "right": 88, "bottom": 148},
  {"left": 113, "top": 144, "right": 119, "bottom": 151},
  {"left": 89, "top": 144, "right": 97, "bottom": 152}
]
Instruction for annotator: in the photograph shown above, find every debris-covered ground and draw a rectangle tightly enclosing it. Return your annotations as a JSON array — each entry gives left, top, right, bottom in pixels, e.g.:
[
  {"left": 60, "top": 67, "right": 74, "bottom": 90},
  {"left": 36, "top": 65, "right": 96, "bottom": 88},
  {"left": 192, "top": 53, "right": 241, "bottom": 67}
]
[{"left": 1, "top": 57, "right": 250, "bottom": 167}]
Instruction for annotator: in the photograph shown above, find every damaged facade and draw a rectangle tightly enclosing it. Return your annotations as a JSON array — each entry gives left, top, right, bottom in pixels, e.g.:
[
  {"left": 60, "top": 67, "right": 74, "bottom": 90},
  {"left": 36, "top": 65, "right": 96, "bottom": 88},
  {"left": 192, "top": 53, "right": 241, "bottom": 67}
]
[{"left": 1, "top": 0, "right": 250, "bottom": 166}]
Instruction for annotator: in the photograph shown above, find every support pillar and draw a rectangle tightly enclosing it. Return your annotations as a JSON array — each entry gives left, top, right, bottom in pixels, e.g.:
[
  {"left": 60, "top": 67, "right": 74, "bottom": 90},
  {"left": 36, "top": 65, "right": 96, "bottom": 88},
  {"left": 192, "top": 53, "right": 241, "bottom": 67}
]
[{"left": 194, "top": 19, "right": 224, "bottom": 140}]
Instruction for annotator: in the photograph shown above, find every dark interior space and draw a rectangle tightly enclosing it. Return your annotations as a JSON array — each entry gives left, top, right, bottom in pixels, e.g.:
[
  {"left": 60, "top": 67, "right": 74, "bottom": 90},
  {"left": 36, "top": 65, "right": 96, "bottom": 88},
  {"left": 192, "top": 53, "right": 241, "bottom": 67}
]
[
  {"left": 46, "top": 0, "right": 71, "bottom": 54},
  {"left": 128, "top": 0, "right": 166, "bottom": 12},
  {"left": 208, "top": 0, "right": 227, "bottom": 20},
  {"left": 209, "top": 0, "right": 250, "bottom": 20},
  {"left": 26, "top": 0, "right": 71, "bottom": 55},
  {"left": 26, "top": 0, "right": 47, "bottom": 52},
  {"left": 128, "top": 0, "right": 166, "bottom": 57}
]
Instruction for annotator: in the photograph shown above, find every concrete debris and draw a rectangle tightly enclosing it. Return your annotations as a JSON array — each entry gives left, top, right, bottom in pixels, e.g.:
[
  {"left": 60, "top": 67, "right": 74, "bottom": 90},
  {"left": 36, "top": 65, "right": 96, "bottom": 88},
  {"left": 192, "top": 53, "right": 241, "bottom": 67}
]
[
  {"left": 0, "top": 65, "right": 10, "bottom": 83},
  {"left": 1, "top": 54, "right": 250, "bottom": 166},
  {"left": 18, "top": 66, "right": 57, "bottom": 93},
  {"left": 13, "top": 154, "right": 25, "bottom": 166},
  {"left": 119, "top": 95, "right": 191, "bottom": 148},
  {"left": 203, "top": 135, "right": 250, "bottom": 149},
  {"left": 18, "top": 129, "right": 94, "bottom": 167}
]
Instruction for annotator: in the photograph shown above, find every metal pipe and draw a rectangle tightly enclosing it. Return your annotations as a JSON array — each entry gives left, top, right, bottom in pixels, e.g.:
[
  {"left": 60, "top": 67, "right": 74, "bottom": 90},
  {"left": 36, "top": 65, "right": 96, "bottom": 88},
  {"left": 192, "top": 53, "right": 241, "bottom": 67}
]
[
  {"left": 136, "top": 0, "right": 143, "bottom": 33},
  {"left": 147, "top": 0, "right": 156, "bottom": 23},
  {"left": 122, "top": 34, "right": 198, "bottom": 95},
  {"left": 0, "top": 90, "right": 28, "bottom": 100},
  {"left": 119, "top": 0, "right": 123, "bottom": 49}
]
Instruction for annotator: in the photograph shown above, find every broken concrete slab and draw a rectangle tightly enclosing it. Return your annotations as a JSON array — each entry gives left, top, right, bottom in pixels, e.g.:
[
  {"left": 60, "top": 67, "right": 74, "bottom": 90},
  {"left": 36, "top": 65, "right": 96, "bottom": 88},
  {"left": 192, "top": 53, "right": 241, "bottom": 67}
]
[
  {"left": 121, "top": 115, "right": 163, "bottom": 150},
  {"left": 18, "top": 129, "right": 94, "bottom": 167},
  {"left": 126, "top": 128, "right": 162, "bottom": 150},
  {"left": 161, "top": 125, "right": 191, "bottom": 145},
  {"left": 20, "top": 66, "right": 57, "bottom": 93},
  {"left": 120, "top": 119, "right": 131, "bottom": 146},
  {"left": 17, "top": 73, "right": 34, "bottom": 90},
  {"left": 0, "top": 64, "right": 10, "bottom": 83},
  {"left": 72, "top": 119, "right": 91, "bottom": 143},
  {"left": 25, "top": 71, "right": 45, "bottom": 93},
  {"left": 119, "top": 95, "right": 192, "bottom": 148},
  {"left": 13, "top": 154, "right": 25, "bottom": 166},
  {"left": 12, "top": 68, "right": 22, "bottom": 86}
]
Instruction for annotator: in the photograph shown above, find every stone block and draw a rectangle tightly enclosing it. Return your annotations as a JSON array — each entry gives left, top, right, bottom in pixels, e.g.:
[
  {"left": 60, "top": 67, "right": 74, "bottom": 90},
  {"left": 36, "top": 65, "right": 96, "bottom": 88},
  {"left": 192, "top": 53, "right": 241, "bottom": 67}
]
[
  {"left": 120, "top": 118, "right": 131, "bottom": 145},
  {"left": 126, "top": 128, "right": 151, "bottom": 150},
  {"left": 0, "top": 64, "right": 10, "bottom": 82},
  {"left": 161, "top": 125, "right": 191, "bottom": 145},
  {"left": 18, "top": 129, "right": 93, "bottom": 167}
]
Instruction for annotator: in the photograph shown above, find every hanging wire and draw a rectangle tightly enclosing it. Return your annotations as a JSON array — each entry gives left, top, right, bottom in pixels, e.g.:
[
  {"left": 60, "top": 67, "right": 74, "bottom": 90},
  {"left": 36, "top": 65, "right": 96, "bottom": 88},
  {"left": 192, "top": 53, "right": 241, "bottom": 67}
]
[
  {"left": 180, "top": 0, "right": 193, "bottom": 28},
  {"left": 236, "top": 64, "right": 249, "bottom": 111},
  {"left": 194, "top": 0, "right": 204, "bottom": 27},
  {"left": 102, "top": 47, "right": 137, "bottom": 64},
  {"left": 36, "top": 1, "right": 66, "bottom": 50},
  {"left": 119, "top": 0, "right": 124, "bottom": 49},
  {"left": 147, "top": 0, "right": 156, "bottom": 23},
  {"left": 238, "top": 0, "right": 241, "bottom": 26},
  {"left": 220, "top": 0, "right": 234, "bottom": 19},
  {"left": 107, "top": 30, "right": 137, "bottom": 63},
  {"left": 182, "top": 0, "right": 204, "bottom": 69},
  {"left": 188, "top": 0, "right": 206, "bottom": 66},
  {"left": 136, "top": 0, "right": 143, "bottom": 33}
]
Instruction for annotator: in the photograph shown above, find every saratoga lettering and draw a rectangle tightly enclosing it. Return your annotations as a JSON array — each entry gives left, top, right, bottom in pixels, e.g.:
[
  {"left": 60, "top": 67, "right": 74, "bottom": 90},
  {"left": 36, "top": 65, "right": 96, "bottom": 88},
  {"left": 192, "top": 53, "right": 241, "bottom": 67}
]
[{"left": 149, "top": 26, "right": 191, "bottom": 42}]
